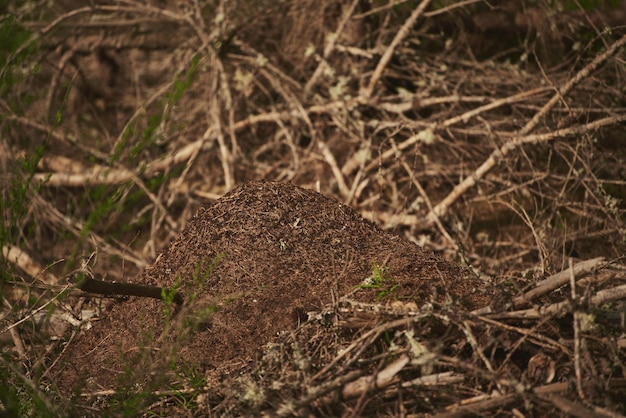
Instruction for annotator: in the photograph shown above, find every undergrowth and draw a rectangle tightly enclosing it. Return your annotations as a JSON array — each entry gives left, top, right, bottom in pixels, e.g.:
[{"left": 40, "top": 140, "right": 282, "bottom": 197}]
[{"left": 1, "top": 0, "right": 625, "bottom": 416}]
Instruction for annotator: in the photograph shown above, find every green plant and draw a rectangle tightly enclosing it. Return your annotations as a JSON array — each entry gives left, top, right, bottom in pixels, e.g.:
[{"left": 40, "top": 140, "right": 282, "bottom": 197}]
[
  {"left": 0, "top": 358, "right": 64, "bottom": 418},
  {"left": 0, "top": 14, "right": 36, "bottom": 101},
  {"left": 356, "top": 263, "right": 399, "bottom": 299},
  {"left": 0, "top": 14, "right": 43, "bottom": 284},
  {"left": 95, "top": 254, "right": 225, "bottom": 414},
  {"left": 161, "top": 276, "right": 183, "bottom": 317}
]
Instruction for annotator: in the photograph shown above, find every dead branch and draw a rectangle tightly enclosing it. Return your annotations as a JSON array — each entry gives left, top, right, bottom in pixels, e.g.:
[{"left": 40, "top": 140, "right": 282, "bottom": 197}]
[
  {"left": 426, "top": 113, "right": 626, "bottom": 225},
  {"left": 304, "top": 0, "right": 361, "bottom": 95},
  {"left": 318, "top": 141, "right": 350, "bottom": 200},
  {"left": 491, "top": 283, "right": 626, "bottom": 320},
  {"left": 339, "top": 354, "right": 409, "bottom": 400},
  {"left": 362, "top": 0, "right": 433, "bottom": 99},
  {"left": 512, "top": 257, "right": 606, "bottom": 308},
  {"left": 2, "top": 244, "right": 59, "bottom": 286},
  {"left": 425, "top": 33, "right": 626, "bottom": 225}
]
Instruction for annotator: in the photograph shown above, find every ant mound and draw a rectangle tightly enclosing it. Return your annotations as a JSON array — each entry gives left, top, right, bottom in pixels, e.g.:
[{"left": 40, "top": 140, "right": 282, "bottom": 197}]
[{"left": 54, "top": 180, "right": 491, "bottom": 392}]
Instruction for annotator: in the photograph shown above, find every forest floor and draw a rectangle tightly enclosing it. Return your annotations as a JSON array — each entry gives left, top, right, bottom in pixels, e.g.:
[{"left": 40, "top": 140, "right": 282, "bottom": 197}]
[{"left": 2, "top": 1, "right": 626, "bottom": 416}]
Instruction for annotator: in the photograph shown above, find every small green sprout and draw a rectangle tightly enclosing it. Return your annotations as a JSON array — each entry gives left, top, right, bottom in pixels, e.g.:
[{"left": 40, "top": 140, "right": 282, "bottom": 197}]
[{"left": 356, "top": 262, "right": 399, "bottom": 299}]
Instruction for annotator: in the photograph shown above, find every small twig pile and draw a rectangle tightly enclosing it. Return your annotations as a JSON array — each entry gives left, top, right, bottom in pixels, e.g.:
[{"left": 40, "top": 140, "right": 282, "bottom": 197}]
[{"left": 206, "top": 257, "right": 626, "bottom": 416}]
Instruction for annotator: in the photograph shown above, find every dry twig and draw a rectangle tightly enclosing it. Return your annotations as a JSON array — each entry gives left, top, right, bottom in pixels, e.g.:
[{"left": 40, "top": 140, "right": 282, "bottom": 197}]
[{"left": 426, "top": 33, "right": 626, "bottom": 225}]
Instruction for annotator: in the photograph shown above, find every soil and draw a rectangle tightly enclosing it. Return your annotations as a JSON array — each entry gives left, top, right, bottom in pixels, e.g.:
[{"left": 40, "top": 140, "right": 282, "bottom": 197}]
[{"left": 53, "top": 180, "right": 492, "bottom": 393}]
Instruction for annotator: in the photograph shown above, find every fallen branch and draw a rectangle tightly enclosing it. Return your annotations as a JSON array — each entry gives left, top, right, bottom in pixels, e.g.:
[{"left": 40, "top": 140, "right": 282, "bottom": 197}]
[
  {"left": 512, "top": 257, "right": 606, "bottom": 308},
  {"left": 69, "top": 274, "right": 184, "bottom": 305},
  {"left": 360, "top": 87, "right": 550, "bottom": 176},
  {"left": 2, "top": 244, "right": 59, "bottom": 286},
  {"left": 426, "top": 33, "right": 626, "bottom": 225},
  {"left": 339, "top": 354, "right": 409, "bottom": 400},
  {"left": 362, "top": 0, "right": 432, "bottom": 99},
  {"left": 304, "top": 0, "right": 361, "bottom": 95},
  {"left": 426, "top": 112, "right": 626, "bottom": 225},
  {"left": 318, "top": 141, "right": 351, "bottom": 200},
  {"left": 490, "top": 283, "right": 626, "bottom": 320}
]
